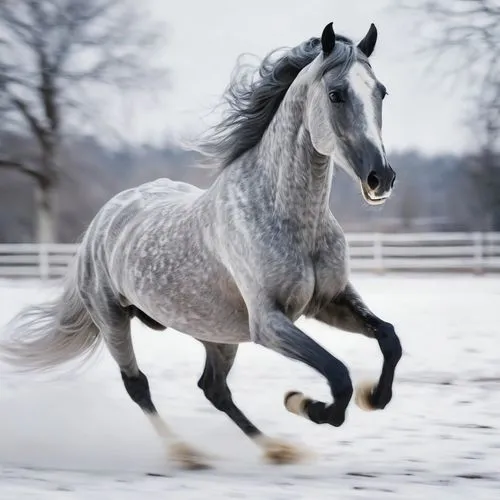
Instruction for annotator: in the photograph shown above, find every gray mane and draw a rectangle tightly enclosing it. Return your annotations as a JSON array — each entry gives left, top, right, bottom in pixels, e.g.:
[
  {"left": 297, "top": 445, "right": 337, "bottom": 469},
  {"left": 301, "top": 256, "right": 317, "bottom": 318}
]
[{"left": 196, "top": 35, "right": 356, "bottom": 169}]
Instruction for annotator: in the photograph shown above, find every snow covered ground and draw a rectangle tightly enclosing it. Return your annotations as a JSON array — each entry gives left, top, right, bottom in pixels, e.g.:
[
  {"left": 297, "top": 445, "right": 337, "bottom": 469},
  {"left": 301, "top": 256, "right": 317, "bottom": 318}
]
[{"left": 0, "top": 274, "right": 499, "bottom": 499}]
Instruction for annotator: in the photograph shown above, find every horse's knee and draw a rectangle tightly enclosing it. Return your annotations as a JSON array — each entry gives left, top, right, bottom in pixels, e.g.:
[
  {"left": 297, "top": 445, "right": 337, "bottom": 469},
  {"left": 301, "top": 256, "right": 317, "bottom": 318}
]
[
  {"left": 326, "top": 361, "right": 353, "bottom": 401},
  {"left": 377, "top": 323, "right": 402, "bottom": 364},
  {"left": 338, "top": 376, "right": 354, "bottom": 401},
  {"left": 121, "top": 370, "right": 156, "bottom": 413}
]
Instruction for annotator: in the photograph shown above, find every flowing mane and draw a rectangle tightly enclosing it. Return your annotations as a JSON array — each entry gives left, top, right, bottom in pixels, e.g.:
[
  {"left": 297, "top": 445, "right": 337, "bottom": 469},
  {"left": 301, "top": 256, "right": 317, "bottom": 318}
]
[{"left": 196, "top": 34, "right": 356, "bottom": 169}]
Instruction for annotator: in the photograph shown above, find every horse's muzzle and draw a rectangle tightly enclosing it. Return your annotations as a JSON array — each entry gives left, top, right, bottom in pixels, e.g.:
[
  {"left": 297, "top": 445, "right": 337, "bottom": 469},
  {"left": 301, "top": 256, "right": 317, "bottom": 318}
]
[{"left": 361, "top": 160, "right": 395, "bottom": 205}]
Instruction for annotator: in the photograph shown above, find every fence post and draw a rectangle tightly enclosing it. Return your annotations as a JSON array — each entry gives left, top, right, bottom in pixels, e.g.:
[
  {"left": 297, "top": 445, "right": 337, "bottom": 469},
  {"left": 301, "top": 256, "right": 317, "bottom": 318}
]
[
  {"left": 39, "top": 243, "right": 49, "bottom": 281},
  {"left": 373, "top": 232, "right": 384, "bottom": 274},
  {"left": 473, "top": 232, "right": 483, "bottom": 275}
]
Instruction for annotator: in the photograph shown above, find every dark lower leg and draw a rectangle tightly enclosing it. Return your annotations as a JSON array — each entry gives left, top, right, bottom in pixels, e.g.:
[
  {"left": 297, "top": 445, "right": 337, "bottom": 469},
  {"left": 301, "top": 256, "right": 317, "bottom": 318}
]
[
  {"left": 121, "top": 368, "right": 210, "bottom": 468},
  {"left": 314, "top": 282, "right": 402, "bottom": 409},
  {"left": 198, "top": 342, "right": 262, "bottom": 438},
  {"left": 370, "top": 326, "right": 402, "bottom": 408},
  {"left": 121, "top": 369, "right": 157, "bottom": 413},
  {"left": 199, "top": 342, "right": 305, "bottom": 464}
]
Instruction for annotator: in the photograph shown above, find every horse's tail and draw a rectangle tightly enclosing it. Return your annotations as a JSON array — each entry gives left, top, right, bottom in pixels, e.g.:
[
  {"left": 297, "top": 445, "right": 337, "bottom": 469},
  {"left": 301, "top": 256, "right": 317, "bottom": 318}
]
[{"left": 0, "top": 264, "right": 102, "bottom": 372}]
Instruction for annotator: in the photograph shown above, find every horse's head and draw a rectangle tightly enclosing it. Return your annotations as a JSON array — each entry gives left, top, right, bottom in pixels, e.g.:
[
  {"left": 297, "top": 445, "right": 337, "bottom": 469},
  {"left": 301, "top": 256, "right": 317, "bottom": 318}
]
[{"left": 305, "top": 23, "right": 394, "bottom": 205}]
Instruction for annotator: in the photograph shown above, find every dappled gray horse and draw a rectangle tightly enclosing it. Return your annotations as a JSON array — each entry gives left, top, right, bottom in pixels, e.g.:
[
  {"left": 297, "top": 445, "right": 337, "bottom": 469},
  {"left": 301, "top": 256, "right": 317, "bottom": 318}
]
[{"left": 1, "top": 23, "right": 402, "bottom": 469}]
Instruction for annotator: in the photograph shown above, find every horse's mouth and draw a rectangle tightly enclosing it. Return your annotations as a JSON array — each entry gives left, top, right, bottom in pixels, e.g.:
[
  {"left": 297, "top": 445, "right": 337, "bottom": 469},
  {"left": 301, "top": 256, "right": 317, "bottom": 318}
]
[{"left": 361, "top": 184, "right": 389, "bottom": 206}]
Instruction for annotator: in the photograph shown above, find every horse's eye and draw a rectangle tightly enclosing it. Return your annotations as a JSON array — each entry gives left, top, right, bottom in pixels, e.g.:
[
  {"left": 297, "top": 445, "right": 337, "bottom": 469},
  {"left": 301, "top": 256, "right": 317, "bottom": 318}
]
[{"left": 329, "top": 90, "right": 344, "bottom": 104}]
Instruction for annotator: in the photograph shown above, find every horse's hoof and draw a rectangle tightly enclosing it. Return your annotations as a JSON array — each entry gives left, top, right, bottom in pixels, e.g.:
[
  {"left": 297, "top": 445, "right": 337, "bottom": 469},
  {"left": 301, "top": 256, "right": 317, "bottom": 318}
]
[
  {"left": 355, "top": 380, "right": 378, "bottom": 411},
  {"left": 255, "top": 435, "right": 309, "bottom": 465},
  {"left": 169, "top": 441, "right": 211, "bottom": 470}
]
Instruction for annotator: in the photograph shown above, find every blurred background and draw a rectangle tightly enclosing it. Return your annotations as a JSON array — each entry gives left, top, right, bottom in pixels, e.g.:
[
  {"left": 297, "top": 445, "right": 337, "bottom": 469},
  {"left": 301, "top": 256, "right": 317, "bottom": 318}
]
[{"left": 0, "top": 0, "right": 498, "bottom": 244}]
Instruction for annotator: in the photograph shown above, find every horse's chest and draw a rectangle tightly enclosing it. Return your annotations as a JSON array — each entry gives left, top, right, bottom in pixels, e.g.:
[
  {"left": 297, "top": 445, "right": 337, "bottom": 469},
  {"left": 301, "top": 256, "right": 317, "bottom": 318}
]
[
  {"left": 309, "top": 236, "right": 349, "bottom": 310},
  {"left": 314, "top": 253, "right": 348, "bottom": 295},
  {"left": 280, "top": 263, "right": 316, "bottom": 319},
  {"left": 273, "top": 227, "right": 349, "bottom": 319},
  {"left": 279, "top": 252, "right": 348, "bottom": 320}
]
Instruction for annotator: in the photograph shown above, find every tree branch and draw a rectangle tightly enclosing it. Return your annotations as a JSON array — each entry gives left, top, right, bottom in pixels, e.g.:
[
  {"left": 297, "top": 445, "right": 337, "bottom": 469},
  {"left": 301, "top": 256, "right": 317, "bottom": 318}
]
[
  {"left": 7, "top": 93, "right": 47, "bottom": 145},
  {"left": 0, "top": 157, "right": 45, "bottom": 182}
]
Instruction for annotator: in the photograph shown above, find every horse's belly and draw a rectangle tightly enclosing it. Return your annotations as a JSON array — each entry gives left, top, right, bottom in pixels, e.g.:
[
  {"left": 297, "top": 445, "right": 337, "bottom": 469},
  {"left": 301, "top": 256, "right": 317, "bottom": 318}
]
[
  {"left": 152, "top": 298, "right": 251, "bottom": 343},
  {"left": 125, "top": 266, "right": 251, "bottom": 342}
]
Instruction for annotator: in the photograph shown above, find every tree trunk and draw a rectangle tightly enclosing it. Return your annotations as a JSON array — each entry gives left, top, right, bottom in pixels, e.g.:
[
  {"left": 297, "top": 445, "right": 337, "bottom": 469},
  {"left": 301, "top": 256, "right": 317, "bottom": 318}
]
[
  {"left": 32, "top": 123, "right": 60, "bottom": 244},
  {"left": 35, "top": 139, "right": 59, "bottom": 243},
  {"left": 35, "top": 181, "right": 57, "bottom": 243}
]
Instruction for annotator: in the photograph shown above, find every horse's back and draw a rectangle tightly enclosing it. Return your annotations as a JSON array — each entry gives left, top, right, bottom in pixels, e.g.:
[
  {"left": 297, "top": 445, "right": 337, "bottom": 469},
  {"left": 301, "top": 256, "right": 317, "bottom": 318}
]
[
  {"left": 78, "top": 177, "right": 204, "bottom": 282},
  {"left": 91, "top": 177, "right": 203, "bottom": 231},
  {"left": 119, "top": 178, "right": 204, "bottom": 205}
]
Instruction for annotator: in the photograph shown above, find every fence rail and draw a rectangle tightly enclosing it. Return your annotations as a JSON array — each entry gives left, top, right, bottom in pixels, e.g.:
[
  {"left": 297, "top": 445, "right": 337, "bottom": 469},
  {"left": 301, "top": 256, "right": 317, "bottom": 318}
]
[{"left": 1, "top": 232, "right": 499, "bottom": 280}]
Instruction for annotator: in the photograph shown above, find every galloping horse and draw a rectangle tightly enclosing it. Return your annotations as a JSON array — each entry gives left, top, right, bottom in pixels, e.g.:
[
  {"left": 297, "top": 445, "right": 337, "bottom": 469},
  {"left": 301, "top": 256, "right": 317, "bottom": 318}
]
[{"left": 1, "top": 22, "right": 402, "bottom": 469}]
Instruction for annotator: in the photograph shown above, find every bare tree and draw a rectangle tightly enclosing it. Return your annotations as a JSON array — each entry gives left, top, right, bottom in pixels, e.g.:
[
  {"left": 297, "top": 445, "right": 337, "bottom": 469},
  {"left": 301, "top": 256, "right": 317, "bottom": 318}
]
[
  {"left": 400, "top": 0, "right": 500, "bottom": 229},
  {"left": 466, "top": 105, "right": 500, "bottom": 229},
  {"left": 0, "top": 0, "right": 168, "bottom": 242}
]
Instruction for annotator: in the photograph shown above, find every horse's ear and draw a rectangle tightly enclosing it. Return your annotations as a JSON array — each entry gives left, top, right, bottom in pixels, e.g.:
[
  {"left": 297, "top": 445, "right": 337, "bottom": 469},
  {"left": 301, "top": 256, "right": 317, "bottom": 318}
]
[
  {"left": 357, "top": 23, "right": 378, "bottom": 57},
  {"left": 321, "top": 22, "right": 335, "bottom": 56}
]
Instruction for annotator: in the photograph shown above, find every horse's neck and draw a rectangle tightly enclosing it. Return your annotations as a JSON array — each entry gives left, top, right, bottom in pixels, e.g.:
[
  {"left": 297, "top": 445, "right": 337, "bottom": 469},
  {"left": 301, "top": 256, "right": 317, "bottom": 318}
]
[{"left": 259, "top": 87, "right": 332, "bottom": 230}]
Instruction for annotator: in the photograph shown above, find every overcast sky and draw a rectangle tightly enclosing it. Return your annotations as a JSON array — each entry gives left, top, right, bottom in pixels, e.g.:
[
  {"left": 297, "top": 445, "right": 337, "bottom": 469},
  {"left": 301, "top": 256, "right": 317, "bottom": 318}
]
[{"left": 121, "top": 0, "right": 471, "bottom": 155}]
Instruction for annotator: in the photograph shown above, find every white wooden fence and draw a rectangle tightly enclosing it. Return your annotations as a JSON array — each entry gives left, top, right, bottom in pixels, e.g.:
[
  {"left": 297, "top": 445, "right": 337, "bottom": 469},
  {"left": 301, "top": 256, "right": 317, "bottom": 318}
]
[
  {"left": 346, "top": 232, "right": 500, "bottom": 274},
  {"left": 0, "top": 232, "right": 499, "bottom": 280}
]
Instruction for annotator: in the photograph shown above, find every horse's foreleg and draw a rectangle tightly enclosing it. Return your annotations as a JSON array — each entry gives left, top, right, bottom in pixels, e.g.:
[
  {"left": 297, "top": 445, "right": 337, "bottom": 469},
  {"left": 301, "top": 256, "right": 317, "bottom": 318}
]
[
  {"left": 198, "top": 341, "right": 306, "bottom": 464},
  {"left": 251, "top": 307, "right": 353, "bottom": 428},
  {"left": 313, "top": 281, "right": 402, "bottom": 411}
]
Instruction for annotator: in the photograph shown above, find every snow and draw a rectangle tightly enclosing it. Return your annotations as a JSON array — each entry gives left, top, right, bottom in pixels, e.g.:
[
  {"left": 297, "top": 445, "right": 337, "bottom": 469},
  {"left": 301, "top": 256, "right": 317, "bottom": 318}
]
[{"left": 1, "top": 274, "right": 499, "bottom": 499}]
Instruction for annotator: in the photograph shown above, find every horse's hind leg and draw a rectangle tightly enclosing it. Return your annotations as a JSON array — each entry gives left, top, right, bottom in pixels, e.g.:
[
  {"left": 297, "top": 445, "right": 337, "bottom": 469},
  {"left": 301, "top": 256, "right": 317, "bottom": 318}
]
[
  {"left": 198, "top": 341, "right": 306, "bottom": 464},
  {"left": 83, "top": 297, "right": 209, "bottom": 469}
]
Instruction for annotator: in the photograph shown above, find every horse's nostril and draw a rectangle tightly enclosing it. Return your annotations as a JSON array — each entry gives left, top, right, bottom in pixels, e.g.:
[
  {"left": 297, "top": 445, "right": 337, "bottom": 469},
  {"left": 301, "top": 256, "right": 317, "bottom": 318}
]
[
  {"left": 391, "top": 172, "right": 396, "bottom": 189},
  {"left": 367, "top": 171, "right": 380, "bottom": 191}
]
